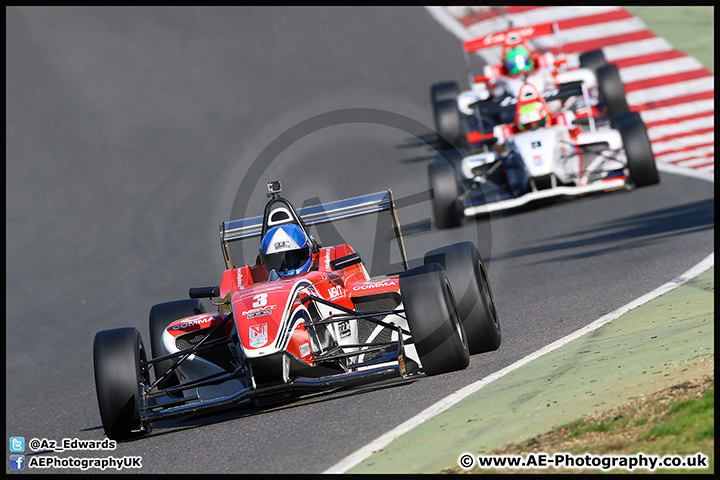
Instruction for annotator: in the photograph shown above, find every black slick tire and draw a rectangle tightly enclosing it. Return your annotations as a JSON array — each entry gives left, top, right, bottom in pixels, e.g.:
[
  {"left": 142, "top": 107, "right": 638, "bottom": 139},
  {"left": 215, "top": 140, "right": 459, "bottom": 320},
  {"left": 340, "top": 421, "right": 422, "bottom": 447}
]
[
  {"left": 400, "top": 263, "right": 469, "bottom": 376},
  {"left": 431, "top": 81, "right": 460, "bottom": 105},
  {"left": 424, "top": 242, "right": 500, "bottom": 354},
  {"left": 618, "top": 116, "right": 660, "bottom": 187},
  {"left": 428, "top": 157, "right": 463, "bottom": 230},
  {"left": 579, "top": 49, "right": 607, "bottom": 74},
  {"left": 597, "top": 64, "right": 630, "bottom": 117},
  {"left": 609, "top": 111, "right": 642, "bottom": 131},
  {"left": 434, "top": 98, "right": 465, "bottom": 150},
  {"left": 93, "top": 327, "right": 148, "bottom": 440}
]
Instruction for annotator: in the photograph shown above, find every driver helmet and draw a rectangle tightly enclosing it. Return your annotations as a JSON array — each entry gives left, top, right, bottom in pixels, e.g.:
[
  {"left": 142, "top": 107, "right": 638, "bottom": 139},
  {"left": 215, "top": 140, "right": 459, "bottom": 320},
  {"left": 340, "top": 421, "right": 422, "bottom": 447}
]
[
  {"left": 504, "top": 44, "right": 535, "bottom": 76},
  {"left": 516, "top": 101, "right": 550, "bottom": 131},
  {"left": 259, "top": 224, "right": 312, "bottom": 277}
]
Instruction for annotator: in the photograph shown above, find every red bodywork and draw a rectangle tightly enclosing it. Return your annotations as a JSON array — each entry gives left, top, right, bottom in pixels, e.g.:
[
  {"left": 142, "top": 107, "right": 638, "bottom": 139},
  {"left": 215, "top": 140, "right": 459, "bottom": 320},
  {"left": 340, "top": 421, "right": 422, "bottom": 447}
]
[{"left": 165, "top": 243, "right": 401, "bottom": 368}]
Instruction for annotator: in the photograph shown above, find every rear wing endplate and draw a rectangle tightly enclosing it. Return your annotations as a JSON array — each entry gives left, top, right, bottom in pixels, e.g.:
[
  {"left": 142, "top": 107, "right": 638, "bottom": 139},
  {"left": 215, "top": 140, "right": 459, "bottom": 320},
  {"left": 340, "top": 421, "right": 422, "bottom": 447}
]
[{"left": 219, "top": 190, "right": 408, "bottom": 271}]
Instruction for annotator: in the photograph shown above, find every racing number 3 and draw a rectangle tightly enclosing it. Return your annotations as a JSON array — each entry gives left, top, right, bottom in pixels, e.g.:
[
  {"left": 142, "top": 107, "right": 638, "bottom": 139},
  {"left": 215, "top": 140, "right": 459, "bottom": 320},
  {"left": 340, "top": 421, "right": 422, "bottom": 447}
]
[{"left": 252, "top": 293, "right": 268, "bottom": 308}]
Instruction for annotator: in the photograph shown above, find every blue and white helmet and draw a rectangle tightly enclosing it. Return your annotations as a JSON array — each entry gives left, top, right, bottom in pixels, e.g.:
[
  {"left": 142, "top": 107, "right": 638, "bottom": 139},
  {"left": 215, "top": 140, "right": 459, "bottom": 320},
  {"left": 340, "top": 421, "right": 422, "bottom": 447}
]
[{"left": 259, "top": 224, "right": 312, "bottom": 277}]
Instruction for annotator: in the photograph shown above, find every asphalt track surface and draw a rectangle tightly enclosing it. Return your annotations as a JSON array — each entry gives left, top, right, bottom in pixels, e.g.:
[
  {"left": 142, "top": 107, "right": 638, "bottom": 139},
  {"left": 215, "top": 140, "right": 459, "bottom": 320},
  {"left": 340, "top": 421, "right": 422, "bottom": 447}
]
[{"left": 5, "top": 7, "right": 714, "bottom": 474}]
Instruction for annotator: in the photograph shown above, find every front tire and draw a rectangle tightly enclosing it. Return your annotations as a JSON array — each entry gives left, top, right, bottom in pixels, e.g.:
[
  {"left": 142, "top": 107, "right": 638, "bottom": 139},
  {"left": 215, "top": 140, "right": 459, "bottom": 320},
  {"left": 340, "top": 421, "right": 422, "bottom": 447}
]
[
  {"left": 93, "top": 328, "right": 149, "bottom": 440},
  {"left": 424, "top": 242, "right": 500, "bottom": 354},
  {"left": 617, "top": 115, "right": 659, "bottom": 187},
  {"left": 400, "top": 263, "right": 470, "bottom": 376},
  {"left": 428, "top": 155, "right": 464, "bottom": 230}
]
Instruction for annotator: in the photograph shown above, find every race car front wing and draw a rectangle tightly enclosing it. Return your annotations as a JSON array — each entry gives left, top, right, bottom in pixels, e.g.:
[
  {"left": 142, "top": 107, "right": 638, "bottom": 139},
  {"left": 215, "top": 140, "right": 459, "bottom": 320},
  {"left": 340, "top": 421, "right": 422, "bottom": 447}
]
[{"left": 139, "top": 299, "right": 413, "bottom": 424}]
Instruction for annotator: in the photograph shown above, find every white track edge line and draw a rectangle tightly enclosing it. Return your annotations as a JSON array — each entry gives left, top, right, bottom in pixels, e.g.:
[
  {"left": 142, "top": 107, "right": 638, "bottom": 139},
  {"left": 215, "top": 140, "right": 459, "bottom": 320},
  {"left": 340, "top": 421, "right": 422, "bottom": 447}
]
[
  {"left": 323, "top": 8, "right": 715, "bottom": 474},
  {"left": 425, "top": 6, "right": 472, "bottom": 41},
  {"left": 325, "top": 248, "right": 714, "bottom": 474},
  {"left": 657, "top": 161, "right": 715, "bottom": 183}
]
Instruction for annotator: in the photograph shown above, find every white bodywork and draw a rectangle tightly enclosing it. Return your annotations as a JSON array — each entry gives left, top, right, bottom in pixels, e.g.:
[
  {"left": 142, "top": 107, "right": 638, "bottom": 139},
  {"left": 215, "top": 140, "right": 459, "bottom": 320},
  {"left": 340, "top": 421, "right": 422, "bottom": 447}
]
[
  {"left": 159, "top": 284, "right": 421, "bottom": 402},
  {"left": 161, "top": 316, "right": 245, "bottom": 400},
  {"left": 459, "top": 123, "right": 630, "bottom": 215},
  {"left": 512, "top": 127, "right": 571, "bottom": 180}
]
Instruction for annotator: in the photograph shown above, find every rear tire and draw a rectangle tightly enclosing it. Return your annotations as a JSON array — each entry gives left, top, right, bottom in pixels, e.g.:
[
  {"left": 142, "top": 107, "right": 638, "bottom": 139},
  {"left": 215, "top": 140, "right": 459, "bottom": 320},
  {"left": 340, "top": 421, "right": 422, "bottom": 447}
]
[
  {"left": 609, "top": 111, "right": 641, "bottom": 131},
  {"left": 149, "top": 299, "right": 206, "bottom": 391},
  {"left": 431, "top": 81, "right": 460, "bottom": 104},
  {"left": 93, "top": 328, "right": 149, "bottom": 440},
  {"left": 424, "top": 242, "right": 500, "bottom": 354},
  {"left": 579, "top": 49, "right": 607, "bottom": 74},
  {"left": 597, "top": 64, "right": 629, "bottom": 117},
  {"left": 428, "top": 155, "right": 464, "bottom": 230},
  {"left": 400, "top": 263, "right": 469, "bottom": 376},
  {"left": 431, "top": 81, "right": 462, "bottom": 150},
  {"left": 618, "top": 116, "right": 659, "bottom": 187},
  {"left": 434, "top": 98, "right": 465, "bottom": 150}
]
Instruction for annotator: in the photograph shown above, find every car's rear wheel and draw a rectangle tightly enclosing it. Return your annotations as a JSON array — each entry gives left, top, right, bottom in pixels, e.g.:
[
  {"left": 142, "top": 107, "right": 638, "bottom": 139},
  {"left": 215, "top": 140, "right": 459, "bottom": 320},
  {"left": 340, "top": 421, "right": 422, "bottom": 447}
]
[
  {"left": 431, "top": 81, "right": 461, "bottom": 151},
  {"left": 609, "top": 111, "right": 642, "bottom": 131},
  {"left": 433, "top": 98, "right": 465, "bottom": 150},
  {"left": 149, "top": 299, "right": 206, "bottom": 392},
  {"left": 617, "top": 114, "right": 659, "bottom": 187},
  {"left": 93, "top": 327, "right": 149, "bottom": 440},
  {"left": 424, "top": 242, "right": 500, "bottom": 354},
  {"left": 429, "top": 155, "right": 464, "bottom": 230},
  {"left": 597, "top": 64, "right": 629, "bottom": 117},
  {"left": 400, "top": 263, "right": 469, "bottom": 376},
  {"left": 579, "top": 49, "right": 607, "bottom": 74},
  {"left": 431, "top": 80, "right": 460, "bottom": 105}
]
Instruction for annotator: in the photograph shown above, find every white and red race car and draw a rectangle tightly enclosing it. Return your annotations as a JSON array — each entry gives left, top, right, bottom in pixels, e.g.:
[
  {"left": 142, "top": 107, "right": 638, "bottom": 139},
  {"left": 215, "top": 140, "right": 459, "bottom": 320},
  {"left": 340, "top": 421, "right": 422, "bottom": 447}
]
[
  {"left": 431, "top": 21, "right": 629, "bottom": 150},
  {"left": 93, "top": 182, "right": 501, "bottom": 439},
  {"left": 428, "top": 81, "right": 660, "bottom": 229}
]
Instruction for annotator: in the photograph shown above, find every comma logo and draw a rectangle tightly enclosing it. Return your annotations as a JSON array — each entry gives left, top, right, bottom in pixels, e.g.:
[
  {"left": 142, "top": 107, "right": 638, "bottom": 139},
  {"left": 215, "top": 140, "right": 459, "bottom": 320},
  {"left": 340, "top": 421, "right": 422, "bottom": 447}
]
[{"left": 352, "top": 281, "right": 397, "bottom": 291}]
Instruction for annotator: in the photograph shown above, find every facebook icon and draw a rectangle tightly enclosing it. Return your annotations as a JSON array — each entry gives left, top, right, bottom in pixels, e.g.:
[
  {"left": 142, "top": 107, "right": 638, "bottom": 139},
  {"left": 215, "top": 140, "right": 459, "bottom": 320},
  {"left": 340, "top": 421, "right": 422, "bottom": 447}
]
[{"left": 10, "top": 455, "right": 25, "bottom": 470}]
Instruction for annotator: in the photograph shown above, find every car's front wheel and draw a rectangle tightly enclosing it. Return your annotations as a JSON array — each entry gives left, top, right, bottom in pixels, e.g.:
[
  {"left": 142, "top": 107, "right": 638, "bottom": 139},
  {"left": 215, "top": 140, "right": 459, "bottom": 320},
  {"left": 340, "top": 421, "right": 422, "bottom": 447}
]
[
  {"left": 93, "top": 327, "right": 150, "bottom": 440},
  {"left": 400, "top": 263, "right": 469, "bottom": 376},
  {"left": 424, "top": 242, "right": 500, "bottom": 355},
  {"left": 617, "top": 113, "right": 659, "bottom": 187}
]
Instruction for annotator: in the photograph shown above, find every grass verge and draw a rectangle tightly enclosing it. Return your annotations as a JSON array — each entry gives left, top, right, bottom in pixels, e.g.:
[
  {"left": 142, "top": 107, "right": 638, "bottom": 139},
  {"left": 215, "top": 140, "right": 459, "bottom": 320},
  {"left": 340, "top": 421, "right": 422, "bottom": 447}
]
[{"left": 442, "top": 373, "right": 714, "bottom": 474}]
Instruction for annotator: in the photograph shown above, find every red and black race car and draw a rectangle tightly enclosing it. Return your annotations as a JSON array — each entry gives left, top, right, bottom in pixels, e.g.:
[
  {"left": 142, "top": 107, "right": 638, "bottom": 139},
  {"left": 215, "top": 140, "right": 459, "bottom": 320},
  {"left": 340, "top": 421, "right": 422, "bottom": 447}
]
[{"left": 93, "top": 181, "right": 501, "bottom": 440}]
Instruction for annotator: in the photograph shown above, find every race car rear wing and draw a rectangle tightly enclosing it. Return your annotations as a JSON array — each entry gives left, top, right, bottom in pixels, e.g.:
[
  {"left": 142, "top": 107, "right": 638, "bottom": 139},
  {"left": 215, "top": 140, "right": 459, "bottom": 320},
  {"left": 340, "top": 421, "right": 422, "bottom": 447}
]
[
  {"left": 461, "top": 21, "right": 564, "bottom": 91},
  {"left": 463, "top": 21, "right": 559, "bottom": 53},
  {"left": 472, "top": 81, "right": 594, "bottom": 130},
  {"left": 219, "top": 190, "right": 408, "bottom": 271}
]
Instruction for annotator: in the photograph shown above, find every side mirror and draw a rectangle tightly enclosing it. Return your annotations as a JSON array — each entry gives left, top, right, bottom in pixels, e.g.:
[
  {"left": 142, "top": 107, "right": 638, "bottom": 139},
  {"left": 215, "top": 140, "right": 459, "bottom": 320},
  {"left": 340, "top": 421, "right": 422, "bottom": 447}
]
[
  {"left": 189, "top": 286, "right": 220, "bottom": 299},
  {"left": 330, "top": 253, "right": 362, "bottom": 271}
]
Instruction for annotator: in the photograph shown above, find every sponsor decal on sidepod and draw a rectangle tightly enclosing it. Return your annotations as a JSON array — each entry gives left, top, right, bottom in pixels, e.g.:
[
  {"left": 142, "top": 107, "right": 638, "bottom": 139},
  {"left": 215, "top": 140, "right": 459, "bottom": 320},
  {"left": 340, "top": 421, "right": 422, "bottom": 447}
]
[
  {"left": 170, "top": 315, "right": 215, "bottom": 331},
  {"left": 351, "top": 281, "right": 397, "bottom": 291}
]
